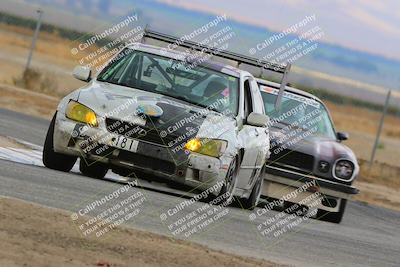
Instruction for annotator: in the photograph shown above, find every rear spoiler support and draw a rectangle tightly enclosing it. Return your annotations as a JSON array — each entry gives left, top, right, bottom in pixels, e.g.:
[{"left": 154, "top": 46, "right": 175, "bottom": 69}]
[{"left": 275, "top": 63, "right": 291, "bottom": 110}]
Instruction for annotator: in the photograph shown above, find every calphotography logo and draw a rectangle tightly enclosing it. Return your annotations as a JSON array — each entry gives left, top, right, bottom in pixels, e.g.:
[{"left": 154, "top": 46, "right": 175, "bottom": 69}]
[{"left": 136, "top": 104, "right": 164, "bottom": 118}]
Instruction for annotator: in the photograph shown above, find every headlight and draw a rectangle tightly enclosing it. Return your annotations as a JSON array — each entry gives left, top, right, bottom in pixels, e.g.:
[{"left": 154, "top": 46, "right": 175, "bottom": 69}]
[
  {"left": 334, "top": 159, "right": 354, "bottom": 181},
  {"left": 66, "top": 100, "right": 98, "bottom": 127},
  {"left": 184, "top": 138, "right": 227, "bottom": 158}
]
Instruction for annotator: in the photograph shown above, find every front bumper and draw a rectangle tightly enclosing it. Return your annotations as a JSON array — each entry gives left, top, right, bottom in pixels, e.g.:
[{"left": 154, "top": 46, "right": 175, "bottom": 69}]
[
  {"left": 53, "top": 116, "right": 230, "bottom": 192},
  {"left": 265, "top": 165, "right": 359, "bottom": 196},
  {"left": 262, "top": 165, "right": 359, "bottom": 212}
]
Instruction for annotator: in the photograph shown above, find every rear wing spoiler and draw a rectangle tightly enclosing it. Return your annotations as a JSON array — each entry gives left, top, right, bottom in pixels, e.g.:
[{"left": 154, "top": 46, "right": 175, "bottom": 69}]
[{"left": 142, "top": 28, "right": 291, "bottom": 109}]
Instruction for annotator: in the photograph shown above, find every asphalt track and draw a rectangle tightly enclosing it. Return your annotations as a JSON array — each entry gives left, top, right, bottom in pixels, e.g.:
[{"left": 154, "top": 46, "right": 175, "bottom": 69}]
[{"left": 0, "top": 108, "right": 399, "bottom": 267}]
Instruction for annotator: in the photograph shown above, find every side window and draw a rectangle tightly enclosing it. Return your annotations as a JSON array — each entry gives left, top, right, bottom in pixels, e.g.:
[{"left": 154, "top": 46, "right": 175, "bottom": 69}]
[{"left": 244, "top": 79, "right": 253, "bottom": 122}]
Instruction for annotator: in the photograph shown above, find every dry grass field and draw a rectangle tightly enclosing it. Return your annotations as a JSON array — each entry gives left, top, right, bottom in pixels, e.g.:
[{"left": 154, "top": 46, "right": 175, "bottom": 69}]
[
  {"left": 0, "top": 23, "right": 399, "bottom": 210},
  {"left": 0, "top": 24, "right": 84, "bottom": 96}
]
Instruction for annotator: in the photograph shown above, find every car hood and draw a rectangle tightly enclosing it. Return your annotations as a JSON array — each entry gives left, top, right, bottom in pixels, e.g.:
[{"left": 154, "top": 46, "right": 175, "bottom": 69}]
[
  {"left": 270, "top": 127, "right": 357, "bottom": 163},
  {"left": 76, "top": 81, "right": 236, "bottom": 140}
]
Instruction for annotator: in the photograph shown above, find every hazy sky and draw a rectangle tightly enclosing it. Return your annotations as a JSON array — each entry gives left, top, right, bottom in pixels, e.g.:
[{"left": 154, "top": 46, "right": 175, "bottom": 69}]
[{"left": 158, "top": 0, "right": 400, "bottom": 60}]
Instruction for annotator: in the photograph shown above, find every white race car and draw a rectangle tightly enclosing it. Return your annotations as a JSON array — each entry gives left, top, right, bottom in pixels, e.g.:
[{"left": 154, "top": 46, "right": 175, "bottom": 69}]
[{"left": 43, "top": 43, "right": 270, "bottom": 209}]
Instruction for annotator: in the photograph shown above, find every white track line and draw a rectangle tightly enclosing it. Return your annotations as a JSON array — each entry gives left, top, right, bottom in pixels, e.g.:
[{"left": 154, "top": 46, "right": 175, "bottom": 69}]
[
  {"left": 0, "top": 145, "right": 130, "bottom": 184},
  {"left": 8, "top": 147, "right": 43, "bottom": 161},
  {"left": 0, "top": 147, "right": 39, "bottom": 165}
]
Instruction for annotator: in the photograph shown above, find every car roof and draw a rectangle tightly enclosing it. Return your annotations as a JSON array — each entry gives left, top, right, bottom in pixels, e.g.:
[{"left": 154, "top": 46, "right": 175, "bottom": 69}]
[
  {"left": 256, "top": 78, "right": 322, "bottom": 102},
  {"left": 126, "top": 43, "right": 245, "bottom": 78}
]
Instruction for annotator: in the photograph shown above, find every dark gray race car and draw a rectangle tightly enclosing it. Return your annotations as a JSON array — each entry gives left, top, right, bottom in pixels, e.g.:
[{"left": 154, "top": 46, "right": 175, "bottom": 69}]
[{"left": 257, "top": 79, "right": 359, "bottom": 223}]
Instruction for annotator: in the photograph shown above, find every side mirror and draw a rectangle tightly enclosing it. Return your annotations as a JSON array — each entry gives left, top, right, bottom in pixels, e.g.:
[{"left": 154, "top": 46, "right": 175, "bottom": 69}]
[
  {"left": 247, "top": 112, "right": 269, "bottom": 127},
  {"left": 73, "top": 66, "right": 91, "bottom": 82},
  {"left": 337, "top": 131, "right": 349, "bottom": 141}
]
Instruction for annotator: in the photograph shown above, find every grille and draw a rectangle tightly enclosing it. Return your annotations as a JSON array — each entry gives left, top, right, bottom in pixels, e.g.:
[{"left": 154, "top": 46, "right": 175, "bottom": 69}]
[
  {"left": 105, "top": 118, "right": 176, "bottom": 146},
  {"left": 268, "top": 149, "right": 314, "bottom": 173},
  {"left": 118, "top": 150, "right": 176, "bottom": 174}
]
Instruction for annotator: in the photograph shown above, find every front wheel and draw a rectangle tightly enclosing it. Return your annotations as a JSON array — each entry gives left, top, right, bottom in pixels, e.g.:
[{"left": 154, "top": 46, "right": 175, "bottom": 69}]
[
  {"left": 240, "top": 166, "right": 265, "bottom": 210},
  {"left": 317, "top": 199, "right": 347, "bottom": 224},
  {"left": 43, "top": 112, "right": 77, "bottom": 172},
  {"left": 79, "top": 158, "right": 108, "bottom": 179},
  {"left": 214, "top": 156, "right": 239, "bottom": 205}
]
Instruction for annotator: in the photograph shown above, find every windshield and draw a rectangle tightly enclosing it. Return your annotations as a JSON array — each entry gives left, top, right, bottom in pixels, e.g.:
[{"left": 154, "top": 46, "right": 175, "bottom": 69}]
[
  {"left": 97, "top": 48, "right": 239, "bottom": 115},
  {"left": 260, "top": 85, "right": 337, "bottom": 139}
]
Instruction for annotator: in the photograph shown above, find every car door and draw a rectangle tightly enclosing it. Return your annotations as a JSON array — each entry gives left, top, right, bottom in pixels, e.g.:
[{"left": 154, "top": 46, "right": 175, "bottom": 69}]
[{"left": 236, "top": 76, "right": 268, "bottom": 190}]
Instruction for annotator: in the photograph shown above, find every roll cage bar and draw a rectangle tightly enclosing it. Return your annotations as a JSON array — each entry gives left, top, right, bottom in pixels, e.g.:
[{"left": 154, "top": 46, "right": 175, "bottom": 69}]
[{"left": 141, "top": 28, "right": 291, "bottom": 109}]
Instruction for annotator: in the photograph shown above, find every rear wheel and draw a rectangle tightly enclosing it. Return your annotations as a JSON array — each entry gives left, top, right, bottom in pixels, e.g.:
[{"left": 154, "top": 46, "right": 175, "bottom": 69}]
[
  {"left": 43, "top": 112, "right": 77, "bottom": 172},
  {"left": 240, "top": 167, "right": 265, "bottom": 210},
  {"left": 79, "top": 158, "right": 108, "bottom": 179},
  {"left": 317, "top": 199, "right": 347, "bottom": 224}
]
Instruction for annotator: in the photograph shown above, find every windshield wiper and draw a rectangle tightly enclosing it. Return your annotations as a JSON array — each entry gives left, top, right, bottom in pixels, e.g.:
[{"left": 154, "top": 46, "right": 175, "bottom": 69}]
[
  {"left": 195, "top": 103, "right": 221, "bottom": 114},
  {"left": 162, "top": 93, "right": 222, "bottom": 114},
  {"left": 97, "top": 78, "right": 121, "bottom": 86},
  {"left": 163, "top": 93, "right": 199, "bottom": 107}
]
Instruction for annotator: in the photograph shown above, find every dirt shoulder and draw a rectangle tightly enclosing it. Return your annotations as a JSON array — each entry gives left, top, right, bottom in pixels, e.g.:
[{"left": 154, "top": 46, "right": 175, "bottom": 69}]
[
  {"left": 0, "top": 197, "right": 287, "bottom": 267},
  {"left": 0, "top": 83, "right": 58, "bottom": 119},
  {"left": 353, "top": 181, "right": 400, "bottom": 212},
  {"left": 0, "top": 136, "right": 29, "bottom": 149}
]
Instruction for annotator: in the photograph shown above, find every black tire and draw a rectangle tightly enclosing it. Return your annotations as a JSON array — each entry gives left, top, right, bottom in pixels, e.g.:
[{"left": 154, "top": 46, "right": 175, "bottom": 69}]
[
  {"left": 240, "top": 167, "right": 265, "bottom": 210},
  {"left": 317, "top": 199, "right": 347, "bottom": 224},
  {"left": 43, "top": 112, "right": 77, "bottom": 172},
  {"left": 79, "top": 158, "right": 108, "bottom": 179},
  {"left": 213, "top": 156, "right": 239, "bottom": 205}
]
